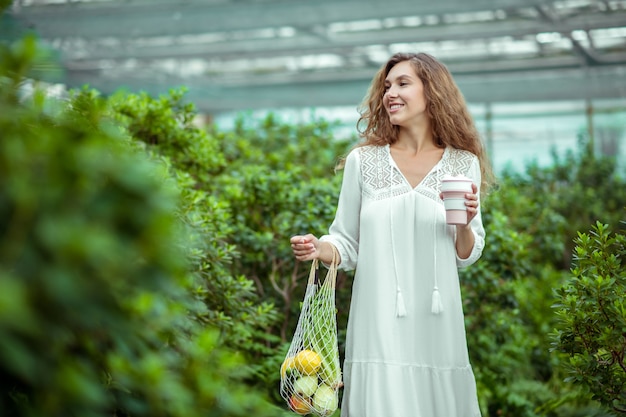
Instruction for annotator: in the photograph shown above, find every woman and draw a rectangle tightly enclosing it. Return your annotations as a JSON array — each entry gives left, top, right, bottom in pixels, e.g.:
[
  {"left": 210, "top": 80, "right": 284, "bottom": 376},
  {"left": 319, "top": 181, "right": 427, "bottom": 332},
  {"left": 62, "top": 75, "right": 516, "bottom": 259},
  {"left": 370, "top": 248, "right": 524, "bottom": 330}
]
[{"left": 291, "top": 52, "right": 493, "bottom": 417}]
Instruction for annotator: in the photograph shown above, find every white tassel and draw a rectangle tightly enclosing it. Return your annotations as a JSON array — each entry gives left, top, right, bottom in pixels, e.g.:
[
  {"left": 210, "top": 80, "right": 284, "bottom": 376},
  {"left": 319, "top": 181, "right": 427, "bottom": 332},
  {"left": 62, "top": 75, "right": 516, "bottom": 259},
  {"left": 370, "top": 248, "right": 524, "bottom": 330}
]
[
  {"left": 396, "top": 289, "right": 407, "bottom": 317},
  {"left": 431, "top": 287, "right": 443, "bottom": 315}
]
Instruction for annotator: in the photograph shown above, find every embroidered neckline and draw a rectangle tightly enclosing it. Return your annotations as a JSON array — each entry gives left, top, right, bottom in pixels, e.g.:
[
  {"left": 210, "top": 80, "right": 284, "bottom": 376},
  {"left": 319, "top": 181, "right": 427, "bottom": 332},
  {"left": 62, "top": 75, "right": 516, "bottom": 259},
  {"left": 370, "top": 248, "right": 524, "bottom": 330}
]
[
  {"left": 358, "top": 145, "right": 476, "bottom": 202},
  {"left": 386, "top": 145, "right": 448, "bottom": 191}
]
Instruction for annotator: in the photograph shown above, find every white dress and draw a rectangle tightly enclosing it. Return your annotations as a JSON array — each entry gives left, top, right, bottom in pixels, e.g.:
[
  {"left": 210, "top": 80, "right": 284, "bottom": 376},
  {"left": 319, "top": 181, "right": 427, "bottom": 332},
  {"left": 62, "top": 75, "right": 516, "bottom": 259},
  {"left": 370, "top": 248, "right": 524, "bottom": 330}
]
[{"left": 320, "top": 144, "right": 484, "bottom": 417}]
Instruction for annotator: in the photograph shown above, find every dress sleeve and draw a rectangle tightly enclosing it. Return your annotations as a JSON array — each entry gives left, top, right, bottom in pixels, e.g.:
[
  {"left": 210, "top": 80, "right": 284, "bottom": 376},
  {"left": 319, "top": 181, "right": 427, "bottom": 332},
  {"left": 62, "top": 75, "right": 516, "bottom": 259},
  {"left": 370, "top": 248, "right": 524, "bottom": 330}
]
[
  {"left": 319, "top": 149, "right": 361, "bottom": 271},
  {"left": 456, "top": 155, "right": 485, "bottom": 268}
]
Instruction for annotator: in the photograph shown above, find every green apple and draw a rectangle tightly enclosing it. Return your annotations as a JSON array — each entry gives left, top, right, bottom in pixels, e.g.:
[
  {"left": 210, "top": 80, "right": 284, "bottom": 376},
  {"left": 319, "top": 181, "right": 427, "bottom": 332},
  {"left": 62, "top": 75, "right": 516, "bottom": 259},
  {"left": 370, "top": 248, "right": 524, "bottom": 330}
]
[
  {"left": 312, "top": 383, "right": 338, "bottom": 416},
  {"left": 293, "top": 375, "right": 318, "bottom": 397}
]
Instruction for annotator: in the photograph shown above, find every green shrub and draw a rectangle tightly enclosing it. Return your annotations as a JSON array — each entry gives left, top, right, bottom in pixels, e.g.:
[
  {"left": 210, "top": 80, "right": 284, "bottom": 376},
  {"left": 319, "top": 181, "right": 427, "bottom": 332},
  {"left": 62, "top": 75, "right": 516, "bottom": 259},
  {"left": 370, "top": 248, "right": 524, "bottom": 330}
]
[
  {"left": 460, "top": 209, "right": 541, "bottom": 416},
  {"left": 469, "top": 137, "right": 626, "bottom": 416},
  {"left": 0, "top": 36, "right": 276, "bottom": 417},
  {"left": 500, "top": 141, "right": 626, "bottom": 269},
  {"left": 552, "top": 221, "right": 626, "bottom": 414},
  {"left": 211, "top": 112, "right": 354, "bottom": 395}
]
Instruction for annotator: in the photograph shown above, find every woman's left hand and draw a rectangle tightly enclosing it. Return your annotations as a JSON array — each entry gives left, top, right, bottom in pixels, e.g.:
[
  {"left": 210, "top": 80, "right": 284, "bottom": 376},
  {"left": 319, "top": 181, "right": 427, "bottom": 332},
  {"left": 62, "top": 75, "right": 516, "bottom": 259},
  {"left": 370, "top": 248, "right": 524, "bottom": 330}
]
[
  {"left": 464, "top": 183, "right": 479, "bottom": 224},
  {"left": 439, "top": 182, "right": 479, "bottom": 226}
]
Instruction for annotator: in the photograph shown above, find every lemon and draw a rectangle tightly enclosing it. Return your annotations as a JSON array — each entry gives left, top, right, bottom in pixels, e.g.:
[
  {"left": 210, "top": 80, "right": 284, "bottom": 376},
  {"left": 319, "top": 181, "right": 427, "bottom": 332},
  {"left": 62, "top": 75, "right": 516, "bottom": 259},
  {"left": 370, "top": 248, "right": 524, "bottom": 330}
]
[
  {"left": 280, "top": 356, "right": 296, "bottom": 378},
  {"left": 294, "top": 349, "right": 322, "bottom": 375}
]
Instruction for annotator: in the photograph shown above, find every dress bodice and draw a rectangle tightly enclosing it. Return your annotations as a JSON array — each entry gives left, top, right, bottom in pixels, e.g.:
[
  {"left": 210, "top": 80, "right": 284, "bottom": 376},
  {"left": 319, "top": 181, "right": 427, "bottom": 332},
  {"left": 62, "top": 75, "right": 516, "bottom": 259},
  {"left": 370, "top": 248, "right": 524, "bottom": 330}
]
[{"left": 359, "top": 145, "right": 478, "bottom": 203}]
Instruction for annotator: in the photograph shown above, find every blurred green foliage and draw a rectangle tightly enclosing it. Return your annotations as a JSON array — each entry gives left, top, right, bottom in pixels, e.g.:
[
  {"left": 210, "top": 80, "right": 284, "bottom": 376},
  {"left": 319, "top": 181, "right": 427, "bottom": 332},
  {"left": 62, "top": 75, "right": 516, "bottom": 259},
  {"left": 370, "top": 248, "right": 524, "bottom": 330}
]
[
  {"left": 108, "top": 90, "right": 289, "bottom": 389},
  {"left": 0, "top": 36, "right": 277, "bottom": 417},
  {"left": 464, "top": 141, "right": 626, "bottom": 416},
  {"left": 2, "top": 34, "right": 626, "bottom": 417},
  {"left": 107, "top": 89, "right": 352, "bottom": 403}
]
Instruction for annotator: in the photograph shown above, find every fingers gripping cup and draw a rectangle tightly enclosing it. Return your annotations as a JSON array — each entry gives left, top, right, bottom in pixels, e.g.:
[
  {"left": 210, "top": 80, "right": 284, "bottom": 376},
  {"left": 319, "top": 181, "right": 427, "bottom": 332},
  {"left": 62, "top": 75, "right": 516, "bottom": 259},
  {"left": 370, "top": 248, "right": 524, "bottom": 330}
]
[{"left": 441, "top": 175, "right": 473, "bottom": 225}]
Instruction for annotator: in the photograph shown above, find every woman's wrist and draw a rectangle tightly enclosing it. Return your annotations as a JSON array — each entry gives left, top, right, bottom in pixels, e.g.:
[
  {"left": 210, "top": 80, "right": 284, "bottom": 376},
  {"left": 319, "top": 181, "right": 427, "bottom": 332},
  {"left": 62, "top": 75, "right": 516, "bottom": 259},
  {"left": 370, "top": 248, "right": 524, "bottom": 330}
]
[
  {"left": 455, "top": 224, "right": 475, "bottom": 259},
  {"left": 318, "top": 241, "right": 340, "bottom": 265}
]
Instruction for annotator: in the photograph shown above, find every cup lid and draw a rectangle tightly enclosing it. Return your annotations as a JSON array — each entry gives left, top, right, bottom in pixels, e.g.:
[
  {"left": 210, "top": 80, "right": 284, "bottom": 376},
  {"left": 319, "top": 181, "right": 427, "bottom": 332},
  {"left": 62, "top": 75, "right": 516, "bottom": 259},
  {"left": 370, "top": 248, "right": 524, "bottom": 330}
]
[
  {"left": 441, "top": 174, "right": 473, "bottom": 192},
  {"left": 442, "top": 174, "right": 472, "bottom": 182}
]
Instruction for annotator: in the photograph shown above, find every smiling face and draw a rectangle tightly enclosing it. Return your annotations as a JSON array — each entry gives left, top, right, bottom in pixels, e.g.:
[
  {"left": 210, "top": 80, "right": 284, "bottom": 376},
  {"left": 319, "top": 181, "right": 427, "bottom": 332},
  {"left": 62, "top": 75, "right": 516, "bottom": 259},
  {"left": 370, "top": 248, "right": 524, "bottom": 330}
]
[{"left": 383, "top": 60, "right": 428, "bottom": 128}]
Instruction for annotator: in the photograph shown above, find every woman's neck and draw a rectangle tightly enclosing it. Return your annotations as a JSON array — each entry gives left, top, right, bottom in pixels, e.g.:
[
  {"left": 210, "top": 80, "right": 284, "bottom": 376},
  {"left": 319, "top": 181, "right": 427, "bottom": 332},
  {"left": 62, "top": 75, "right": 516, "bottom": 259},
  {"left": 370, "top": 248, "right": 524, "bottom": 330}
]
[{"left": 395, "top": 123, "right": 436, "bottom": 154}]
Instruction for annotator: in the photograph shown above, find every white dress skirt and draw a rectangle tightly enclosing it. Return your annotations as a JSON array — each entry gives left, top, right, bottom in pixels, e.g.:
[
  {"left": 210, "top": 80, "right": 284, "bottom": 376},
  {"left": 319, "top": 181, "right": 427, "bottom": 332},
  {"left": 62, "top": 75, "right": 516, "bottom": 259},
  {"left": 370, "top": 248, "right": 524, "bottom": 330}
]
[{"left": 320, "top": 144, "right": 484, "bottom": 417}]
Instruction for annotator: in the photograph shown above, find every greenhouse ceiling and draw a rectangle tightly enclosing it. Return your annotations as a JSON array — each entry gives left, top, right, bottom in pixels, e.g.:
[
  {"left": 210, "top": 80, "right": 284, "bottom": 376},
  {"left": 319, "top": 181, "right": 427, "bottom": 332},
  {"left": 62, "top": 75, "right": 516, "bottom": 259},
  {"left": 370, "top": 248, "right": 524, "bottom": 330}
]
[{"left": 3, "top": 0, "right": 626, "bottom": 114}]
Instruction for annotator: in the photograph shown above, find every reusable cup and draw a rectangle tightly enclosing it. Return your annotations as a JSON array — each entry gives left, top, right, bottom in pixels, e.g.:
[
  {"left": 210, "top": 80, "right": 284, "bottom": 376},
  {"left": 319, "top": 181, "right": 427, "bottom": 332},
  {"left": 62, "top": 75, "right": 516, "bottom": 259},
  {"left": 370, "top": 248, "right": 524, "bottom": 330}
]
[{"left": 441, "top": 175, "right": 473, "bottom": 225}]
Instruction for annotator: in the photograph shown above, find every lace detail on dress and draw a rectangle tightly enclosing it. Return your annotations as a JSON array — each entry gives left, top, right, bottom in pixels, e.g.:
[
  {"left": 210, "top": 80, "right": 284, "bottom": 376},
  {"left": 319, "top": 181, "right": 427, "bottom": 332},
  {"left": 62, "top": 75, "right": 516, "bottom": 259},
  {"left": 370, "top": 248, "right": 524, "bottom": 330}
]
[
  {"left": 419, "top": 147, "right": 477, "bottom": 203},
  {"left": 439, "top": 147, "right": 476, "bottom": 178},
  {"left": 359, "top": 145, "right": 478, "bottom": 203},
  {"left": 359, "top": 146, "right": 408, "bottom": 201}
]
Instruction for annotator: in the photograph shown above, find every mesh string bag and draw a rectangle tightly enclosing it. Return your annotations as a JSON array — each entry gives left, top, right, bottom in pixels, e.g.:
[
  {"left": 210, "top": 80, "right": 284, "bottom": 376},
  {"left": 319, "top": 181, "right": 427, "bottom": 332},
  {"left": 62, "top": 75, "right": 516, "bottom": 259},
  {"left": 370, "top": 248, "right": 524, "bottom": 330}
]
[{"left": 280, "top": 246, "right": 343, "bottom": 416}]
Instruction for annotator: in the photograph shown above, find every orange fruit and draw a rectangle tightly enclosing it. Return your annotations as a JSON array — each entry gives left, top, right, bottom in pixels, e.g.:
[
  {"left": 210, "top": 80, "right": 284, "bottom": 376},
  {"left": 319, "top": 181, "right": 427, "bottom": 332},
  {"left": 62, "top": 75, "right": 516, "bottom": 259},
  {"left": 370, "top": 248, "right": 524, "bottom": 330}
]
[{"left": 289, "top": 395, "right": 312, "bottom": 415}]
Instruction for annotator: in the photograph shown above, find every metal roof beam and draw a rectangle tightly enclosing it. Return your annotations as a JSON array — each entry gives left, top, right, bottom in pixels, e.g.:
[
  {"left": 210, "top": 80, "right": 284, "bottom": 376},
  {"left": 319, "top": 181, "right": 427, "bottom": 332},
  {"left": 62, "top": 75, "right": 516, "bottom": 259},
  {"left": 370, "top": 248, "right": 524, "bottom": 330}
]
[
  {"left": 58, "top": 11, "right": 626, "bottom": 63},
  {"left": 63, "top": 51, "right": 626, "bottom": 87},
  {"left": 11, "top": 0, "right": 559, "bottom": 39},
  {"left": 64, "top": 64, "right": 626, "bottom": 114},
  {"left": 197, "top": 67, "right": 626, "bottom": 113}
]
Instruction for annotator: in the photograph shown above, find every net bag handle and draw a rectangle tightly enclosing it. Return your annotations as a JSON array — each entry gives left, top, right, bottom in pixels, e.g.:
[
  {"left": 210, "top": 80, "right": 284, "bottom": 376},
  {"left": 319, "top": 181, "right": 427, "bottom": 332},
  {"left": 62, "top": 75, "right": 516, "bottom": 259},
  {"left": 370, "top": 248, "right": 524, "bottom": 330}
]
[{"left": 307, "top": 244, "right": 339, "bottom": 288}]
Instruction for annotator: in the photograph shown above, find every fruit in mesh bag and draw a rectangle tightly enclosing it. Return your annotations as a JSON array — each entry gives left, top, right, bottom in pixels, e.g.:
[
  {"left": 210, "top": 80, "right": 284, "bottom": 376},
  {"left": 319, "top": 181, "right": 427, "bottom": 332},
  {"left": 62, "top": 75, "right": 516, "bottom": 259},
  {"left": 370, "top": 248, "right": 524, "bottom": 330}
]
[
  {"left": 289, "top": 395, "right": 313, "bottom": 415},
  {"left": 293, "top": 375, "right": 318, "bottom": 397},
  {"left": 294, "top": 349, "right": 322, "bottom": 375},
  {"left": 281, "top": 356, "right": 296, "bottom": 378},
  {"left": 313, "top": 384, "right": 339, "bottom": 416},
  {"left": 307, "top": 286, "right": 342, "bottom": 388}
]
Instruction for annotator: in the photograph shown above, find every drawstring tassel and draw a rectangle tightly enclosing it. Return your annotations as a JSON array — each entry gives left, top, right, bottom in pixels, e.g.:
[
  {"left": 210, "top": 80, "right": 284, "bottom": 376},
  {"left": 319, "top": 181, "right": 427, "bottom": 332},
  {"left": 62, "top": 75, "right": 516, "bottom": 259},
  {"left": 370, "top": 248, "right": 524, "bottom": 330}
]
[
  {"left": 396, "top": 289, "right": 407, "bottom": 318},
  {"left": 431, "top": 286, "right": 443, "bottom": 315},
  {"left": 431, "top": 202, "right": 442, "bottom": 315}
]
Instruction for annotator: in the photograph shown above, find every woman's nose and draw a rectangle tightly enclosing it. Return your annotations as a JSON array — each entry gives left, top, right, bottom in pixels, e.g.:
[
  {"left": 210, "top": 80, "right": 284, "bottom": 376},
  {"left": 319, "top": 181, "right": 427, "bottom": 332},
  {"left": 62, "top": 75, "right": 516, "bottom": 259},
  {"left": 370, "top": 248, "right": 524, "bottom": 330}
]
[{"left": 386, "top": 85, "right": 398, "bottom": 97}]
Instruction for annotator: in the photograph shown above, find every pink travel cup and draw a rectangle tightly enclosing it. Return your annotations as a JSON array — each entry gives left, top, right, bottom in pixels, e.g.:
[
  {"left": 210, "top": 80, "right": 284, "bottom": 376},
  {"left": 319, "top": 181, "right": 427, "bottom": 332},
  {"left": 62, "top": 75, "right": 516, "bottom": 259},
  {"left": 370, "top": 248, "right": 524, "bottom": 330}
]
[{"left": 441, "top": 175, "right": 473, "bottom": 225}]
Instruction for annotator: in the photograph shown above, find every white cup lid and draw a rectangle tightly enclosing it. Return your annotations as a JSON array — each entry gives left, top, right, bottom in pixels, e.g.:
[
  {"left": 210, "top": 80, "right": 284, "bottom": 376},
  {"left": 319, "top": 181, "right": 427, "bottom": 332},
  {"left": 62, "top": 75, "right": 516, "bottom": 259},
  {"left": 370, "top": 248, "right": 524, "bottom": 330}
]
[
  {"left": 442, "top": 174, "right": 472, "bottom": 182},
  {"left": 441, "top": 174, "right": 473, "bottom": 192}
]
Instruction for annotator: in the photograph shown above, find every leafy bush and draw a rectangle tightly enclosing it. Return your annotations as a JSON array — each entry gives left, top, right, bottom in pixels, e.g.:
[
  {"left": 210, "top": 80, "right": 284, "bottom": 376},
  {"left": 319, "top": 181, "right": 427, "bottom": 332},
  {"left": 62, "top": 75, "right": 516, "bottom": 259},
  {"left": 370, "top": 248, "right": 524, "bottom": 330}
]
[
  {"left": 110, "top": 91, "right": 354, "bottom": 401},
  {"left": 107, "top": 92, "right": 304, "bottom": 400},
  {"left": 464, "top": 136, "right": 626, "bottom": 416},
  {"left": 210, "top": 113, "right": 354, "bottom": 395},
  {"left": 460, "top": 210, "right": 537, "bottom": 416},
  {"left": 0, "top": 36, "right": 276, "bottom": 417},
  {"left": 499, "top": 141, "right": 626, "bottom": 269},
  {"left": 552, "top": 221, "right": 626, "bottom": 414}
]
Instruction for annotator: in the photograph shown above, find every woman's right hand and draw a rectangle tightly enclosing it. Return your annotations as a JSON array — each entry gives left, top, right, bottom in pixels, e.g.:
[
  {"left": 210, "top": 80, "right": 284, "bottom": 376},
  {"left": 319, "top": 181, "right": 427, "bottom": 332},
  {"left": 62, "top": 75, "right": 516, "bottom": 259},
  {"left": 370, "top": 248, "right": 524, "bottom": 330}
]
[{"left": 290, "top": 234, "right": 320, "bottom": 262}]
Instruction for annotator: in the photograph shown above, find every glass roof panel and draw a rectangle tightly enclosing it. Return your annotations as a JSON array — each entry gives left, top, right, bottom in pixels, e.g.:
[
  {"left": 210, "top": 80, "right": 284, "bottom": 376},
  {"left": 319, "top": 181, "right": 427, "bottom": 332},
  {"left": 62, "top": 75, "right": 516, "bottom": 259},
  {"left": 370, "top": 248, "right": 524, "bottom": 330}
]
[{"left": 4, "top": 0, "right": 625, "bottom": 113}]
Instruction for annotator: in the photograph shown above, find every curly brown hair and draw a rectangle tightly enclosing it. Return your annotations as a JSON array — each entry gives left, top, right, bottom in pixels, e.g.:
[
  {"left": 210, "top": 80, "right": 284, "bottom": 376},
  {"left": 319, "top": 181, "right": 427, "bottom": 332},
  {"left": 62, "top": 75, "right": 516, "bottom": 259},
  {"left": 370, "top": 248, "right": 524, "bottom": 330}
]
[{"left": 354, "top": 52, "right": 494, "bottom": 191}]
